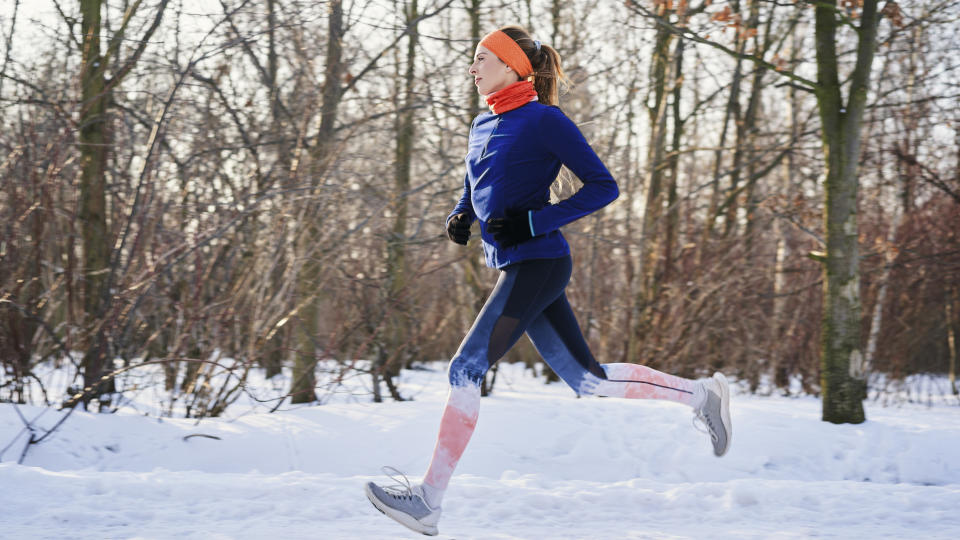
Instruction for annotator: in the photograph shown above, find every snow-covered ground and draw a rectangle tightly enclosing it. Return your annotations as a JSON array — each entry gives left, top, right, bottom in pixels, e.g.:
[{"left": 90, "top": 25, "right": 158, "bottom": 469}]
[{"left": 1, "top": 362, "right": 959, "bottom": 539}]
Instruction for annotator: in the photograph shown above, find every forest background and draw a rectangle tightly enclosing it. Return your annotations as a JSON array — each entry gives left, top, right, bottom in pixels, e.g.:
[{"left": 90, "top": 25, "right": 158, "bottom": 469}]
[{"left": 1, "top": 0, "right": 958, "bottom": 421}]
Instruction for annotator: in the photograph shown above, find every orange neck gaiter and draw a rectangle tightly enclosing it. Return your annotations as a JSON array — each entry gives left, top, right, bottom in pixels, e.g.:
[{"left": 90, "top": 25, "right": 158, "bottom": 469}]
[{"left": 486, "top": 80, "right": 538, "bottom": 115}]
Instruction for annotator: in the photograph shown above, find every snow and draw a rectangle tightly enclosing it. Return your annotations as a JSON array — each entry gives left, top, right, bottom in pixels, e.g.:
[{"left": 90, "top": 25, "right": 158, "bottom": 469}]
[{"left": 2, "top": 362, "right": 959, "bottom": 539}]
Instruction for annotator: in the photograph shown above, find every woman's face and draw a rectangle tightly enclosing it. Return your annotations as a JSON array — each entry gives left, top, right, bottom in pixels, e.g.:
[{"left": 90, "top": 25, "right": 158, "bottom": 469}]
[{"left": 469, "top": 45, "right": 519, "bottom": 96}]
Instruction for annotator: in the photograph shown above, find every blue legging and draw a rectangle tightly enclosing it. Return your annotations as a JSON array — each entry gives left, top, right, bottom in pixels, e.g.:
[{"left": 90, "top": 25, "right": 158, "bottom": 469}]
[{"left": 448, "top": 255, "right": 607, "bottom": 392}]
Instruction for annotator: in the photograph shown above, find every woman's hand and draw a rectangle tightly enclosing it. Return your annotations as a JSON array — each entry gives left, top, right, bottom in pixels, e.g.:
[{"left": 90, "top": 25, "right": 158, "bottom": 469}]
[
  {"left": 446, "top": 213, "right": 472, "bottom": 245},
  {"left": 487, "top": 210, "right": 534, "bottom": 248}
]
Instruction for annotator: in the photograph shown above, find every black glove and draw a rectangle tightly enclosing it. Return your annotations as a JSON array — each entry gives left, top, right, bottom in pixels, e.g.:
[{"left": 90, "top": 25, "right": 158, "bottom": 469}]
[
  {"left": 487, "top": 209, "right": 534, "bottom": 248},
  {"left": 446, "top": 213, "right": 471, "bottom": 245}
]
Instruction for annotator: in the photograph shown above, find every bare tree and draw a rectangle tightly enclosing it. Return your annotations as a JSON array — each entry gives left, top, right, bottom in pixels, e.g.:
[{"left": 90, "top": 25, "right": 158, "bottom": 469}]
[{"left": 76, "top": 0, "right": 170, "bottom": 410}]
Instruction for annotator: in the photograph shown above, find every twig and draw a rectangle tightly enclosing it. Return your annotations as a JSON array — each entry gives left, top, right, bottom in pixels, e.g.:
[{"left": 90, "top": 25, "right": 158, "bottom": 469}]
[
  {"left": 0, "top": 404, "right": 52, "bottom": 464},
  {"left": 182, "top": 433, "right": 222, "bottom": 441}
]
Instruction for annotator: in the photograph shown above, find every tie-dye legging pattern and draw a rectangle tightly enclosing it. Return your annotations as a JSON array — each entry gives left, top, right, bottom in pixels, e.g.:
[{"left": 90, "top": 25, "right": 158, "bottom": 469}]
[{"left": 423, "top": 256, "right": 699, "bottom": 499}]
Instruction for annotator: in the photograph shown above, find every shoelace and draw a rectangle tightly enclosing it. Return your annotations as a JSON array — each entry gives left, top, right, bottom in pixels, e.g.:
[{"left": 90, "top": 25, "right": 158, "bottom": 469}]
[
  {"left": 693, "top": 409, "right": 719, "bottom": 443},
  {"left": 380, "top": 466, "right": 417, "bottom": 501}
]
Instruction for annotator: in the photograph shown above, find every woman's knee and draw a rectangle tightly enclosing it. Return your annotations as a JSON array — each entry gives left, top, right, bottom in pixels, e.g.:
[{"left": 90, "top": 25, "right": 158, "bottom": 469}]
[{"left": 447, "top": 355, "right": 487, "bottom": 387}]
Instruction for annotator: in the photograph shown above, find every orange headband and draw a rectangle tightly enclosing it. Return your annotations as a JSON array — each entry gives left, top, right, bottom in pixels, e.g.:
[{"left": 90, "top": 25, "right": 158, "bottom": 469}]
[{"left": 479, "top": 30, "right": 533, "bottom": 79}]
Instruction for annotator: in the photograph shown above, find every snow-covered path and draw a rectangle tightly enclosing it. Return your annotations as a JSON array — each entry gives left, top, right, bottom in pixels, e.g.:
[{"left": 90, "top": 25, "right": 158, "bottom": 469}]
[{"left": 2, "top": 363, "right": 959, "bottom": 539}]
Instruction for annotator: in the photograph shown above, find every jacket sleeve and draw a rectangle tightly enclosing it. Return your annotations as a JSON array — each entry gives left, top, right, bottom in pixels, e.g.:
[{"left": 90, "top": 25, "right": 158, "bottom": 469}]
[
  {"left": 447, "top": 172, "right": 477, "bottom": 225},
  {"left": 529, "top": 106, "right": 619, "bottom": 236}
]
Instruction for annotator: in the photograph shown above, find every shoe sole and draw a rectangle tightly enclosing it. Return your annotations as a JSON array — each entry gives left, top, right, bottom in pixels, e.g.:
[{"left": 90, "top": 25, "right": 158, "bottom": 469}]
[
  {"left": 364, "top": 482, "right": 439, "bottom": 536},
  {"left": 713, "top": 372, "right": 732, "bottom": 457}
]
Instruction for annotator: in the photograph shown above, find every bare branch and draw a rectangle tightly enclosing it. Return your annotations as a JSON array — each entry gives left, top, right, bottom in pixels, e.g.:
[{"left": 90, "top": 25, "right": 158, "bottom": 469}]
[
  {"left": 106, "top": 0, "right": 171, "bottom": 88},
  {"left": 624, "top": 0, "right": 818, "bottom": 90}
]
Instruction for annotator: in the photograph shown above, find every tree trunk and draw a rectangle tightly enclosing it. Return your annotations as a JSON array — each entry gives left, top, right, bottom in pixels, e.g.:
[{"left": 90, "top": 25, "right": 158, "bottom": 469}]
[
  {"left": 700, "top": 1, "right": 746, "bottom": 248},
  {"left": 772, "top": 20, "right": 801, "bottom": 390},
  {"left": 78, "top": 0, "right": 113, "bottom": 410},
  {"left": 741, "top": 0, "right": 771, "bottom": 255},
  {"left": 946, "top": 287, "right": 958, "bottom": 396},
  {"left": 259, "top": 0, "right": 286, "bottom": 380},
  {"left": 290, "top": 0, "right": 344, "bottom": 404},
  {"left": 722, "top": 0, "right": 764, "bottom": 240},
  {"left": 620, "top": 73, "right": 639, "bottom": 364},
  {"left": 376, "top": 0, "right": 419, "bottom": 399},
  {"left": 663, "top": 39, "right": 684, "bottom": 285},
  {"left": 864, "top": 23, "right": 921, "bottom": 379},
  {"left": 814, "top": 0, "right": 881, "bottom": 424},
  {"left": 467, "top": 0, "right": 482, "bottom": 121},
  {"left": 628, "top": 22, "right": 672, "bottom": 362}
]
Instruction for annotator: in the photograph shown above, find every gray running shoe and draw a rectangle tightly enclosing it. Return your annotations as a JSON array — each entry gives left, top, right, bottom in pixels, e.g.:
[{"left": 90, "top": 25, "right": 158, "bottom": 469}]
[
  {"left": 694, "top": 372, "right": 732, "bottom": 457},
  {"left": 365, "top": 467, "right": 441, "bottom": 536}
]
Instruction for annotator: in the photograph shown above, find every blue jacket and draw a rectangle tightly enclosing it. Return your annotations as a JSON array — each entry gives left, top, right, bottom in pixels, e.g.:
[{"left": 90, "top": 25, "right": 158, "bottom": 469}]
[{"left": 447, "top": 101, "right": 619, "bottom": 268}]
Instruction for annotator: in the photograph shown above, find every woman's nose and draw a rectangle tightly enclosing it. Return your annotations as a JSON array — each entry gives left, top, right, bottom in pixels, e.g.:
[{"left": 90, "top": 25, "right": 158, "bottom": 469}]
[{"left": 468, "top": 63, "right": 477, "bottom": 75}]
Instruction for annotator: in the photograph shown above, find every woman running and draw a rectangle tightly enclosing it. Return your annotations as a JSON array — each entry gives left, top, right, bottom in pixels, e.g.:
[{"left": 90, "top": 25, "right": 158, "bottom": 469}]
[{"left": 365, "top": 25, "right": 732, "bottom": 536}]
